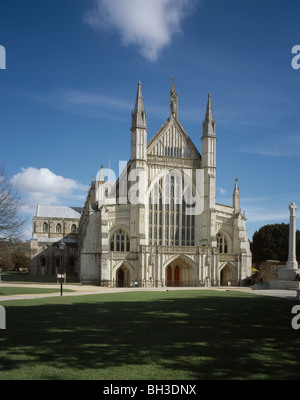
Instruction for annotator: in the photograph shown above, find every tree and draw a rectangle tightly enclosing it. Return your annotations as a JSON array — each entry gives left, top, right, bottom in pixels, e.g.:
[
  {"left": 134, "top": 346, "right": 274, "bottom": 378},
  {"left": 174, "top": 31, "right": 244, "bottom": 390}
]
[
  {"left": 0, "top": 167, "right": 25, "bottom": 239},
  {"left": 251, "top": 223, "right": 300, "bottom": 263},
  {"left": 0, "top": 239, "right": 13, "bottom": 269},
  {"left": 0, "top": 238, "right": 30, "bottom": 270},
  {"left": 11, "top": 249, "right": 30, "bottom": 270}
]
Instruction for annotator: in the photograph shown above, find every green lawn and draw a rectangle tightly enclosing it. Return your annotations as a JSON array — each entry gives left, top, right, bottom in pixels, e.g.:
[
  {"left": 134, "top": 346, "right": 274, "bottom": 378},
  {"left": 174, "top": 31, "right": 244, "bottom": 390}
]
[
  {"left": 0, "top": 287, "right": 75, "bottom": 296},
  {"left": 0, "top": 271, "right": 79, "bottom": 284},
  {"left": 0, "top": 290, "right": 300, "bottom": 380}
]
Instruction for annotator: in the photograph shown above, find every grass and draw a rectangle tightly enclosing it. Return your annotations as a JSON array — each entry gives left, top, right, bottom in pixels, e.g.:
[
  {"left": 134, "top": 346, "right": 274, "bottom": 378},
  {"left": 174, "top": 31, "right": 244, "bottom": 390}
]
[
  {"left": 0, "top": 287, "right": 75, "bottom": 296},
  {"left": 0, "top": 289, "right": 300, "bottom": 380},
  {"left": 0, "top": 271, "right": 79, "bottom": 284}
]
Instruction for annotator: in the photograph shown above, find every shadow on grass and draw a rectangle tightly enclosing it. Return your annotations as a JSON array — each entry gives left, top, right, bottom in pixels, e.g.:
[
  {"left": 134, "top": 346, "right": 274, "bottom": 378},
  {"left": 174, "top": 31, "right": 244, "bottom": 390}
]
[
  {"left": 0, "top": 287, "right": 75, "bottom": 296},
  {"left": 1, "top": 290, "right": 300, "bottom": 380},
  {"left": 0, "top": 272, "right": 79, "bottom": 284}
]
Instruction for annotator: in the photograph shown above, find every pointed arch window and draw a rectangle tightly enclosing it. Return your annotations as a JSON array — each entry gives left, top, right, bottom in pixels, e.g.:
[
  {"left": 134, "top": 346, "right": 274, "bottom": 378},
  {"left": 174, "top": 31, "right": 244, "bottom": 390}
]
[
  {"left": 110, "top": 229, "right": 130, "bottom": 252},
  {"left": 217, "top": 232, "right": 229, "bottom": 254},
  {"left": 56, "top": 223, "right": 62, "bottom": 233},
  {"left": 42, "top": 222, "right": 48, "bottom": 232}
]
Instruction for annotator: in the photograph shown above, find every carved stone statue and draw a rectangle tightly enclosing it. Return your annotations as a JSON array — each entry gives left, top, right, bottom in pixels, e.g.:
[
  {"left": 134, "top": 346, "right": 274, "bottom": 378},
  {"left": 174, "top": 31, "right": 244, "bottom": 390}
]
[{"left": 170, "top": 78, "right": 178, "bottom": 118}]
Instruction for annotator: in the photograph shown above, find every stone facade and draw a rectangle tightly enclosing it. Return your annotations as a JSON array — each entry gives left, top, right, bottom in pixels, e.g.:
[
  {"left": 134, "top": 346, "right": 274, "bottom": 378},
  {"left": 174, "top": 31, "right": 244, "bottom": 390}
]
[
  {"left": 76, "top": 80, "right": 252, "bottom": 287},
  {"left": 30, "top": 205, "right": 81, "bottom": 275}
]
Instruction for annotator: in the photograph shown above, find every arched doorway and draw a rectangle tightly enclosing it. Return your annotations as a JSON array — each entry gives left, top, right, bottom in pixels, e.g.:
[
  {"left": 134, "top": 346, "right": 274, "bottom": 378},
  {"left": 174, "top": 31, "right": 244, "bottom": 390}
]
[
  {"left": 116, "top": 265, "right": 130, "bottom": 287},
  {"left": 167, "top": 265, "right": 172, "bottom": 286},
  {"left": 220, "top": 264, "right": 233, "bottom": 286},
  {"left": 165, "top": 257, "right": 194, "bottom": 287}
]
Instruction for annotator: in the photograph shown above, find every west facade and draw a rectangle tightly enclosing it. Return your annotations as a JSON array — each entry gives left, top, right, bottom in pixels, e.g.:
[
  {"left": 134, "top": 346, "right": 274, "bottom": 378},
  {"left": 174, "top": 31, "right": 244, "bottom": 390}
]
[{"left": 75, "top": 80, "right": 252, "bottom": 287}]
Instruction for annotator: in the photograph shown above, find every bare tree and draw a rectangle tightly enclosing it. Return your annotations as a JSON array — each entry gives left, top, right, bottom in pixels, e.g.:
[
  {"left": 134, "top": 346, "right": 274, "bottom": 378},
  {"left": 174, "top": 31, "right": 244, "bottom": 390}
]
[{"left": 0, "top": 167, "right": 25, "bottom": 239}]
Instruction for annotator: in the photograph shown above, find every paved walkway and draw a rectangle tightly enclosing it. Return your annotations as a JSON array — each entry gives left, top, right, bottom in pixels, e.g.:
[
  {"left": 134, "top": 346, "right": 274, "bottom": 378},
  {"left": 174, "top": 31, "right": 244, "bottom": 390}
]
[{"left": 0, "top": 283, "right": 299, "bottom": 302}]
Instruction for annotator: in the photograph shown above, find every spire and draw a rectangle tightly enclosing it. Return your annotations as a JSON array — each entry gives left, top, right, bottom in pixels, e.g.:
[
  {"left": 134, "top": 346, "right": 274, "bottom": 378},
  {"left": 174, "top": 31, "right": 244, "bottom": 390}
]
[
  {"left": 99, "top": 165, "right": 105, "bottom": 183},
  {"left": 95, "top": 165, "right": 105, "bottom": 205},
  {"left": 170, "top": 78, "right": 178, "bottom": 119},
  {"left": 205, "top": 93, "right": 213, "bottom": 121},
  {"left": 202, "top": 93, "right": 216, "bottom": 137},
  {"left": 131, "top": 81, "right": 147, "bottom": 130},
  {"left": 130, "top": 81, "right": 148, "bottom": 161},
  {"left": 233, "top": 178, "right": 240, "bottom": 212},
  {"left": 233, "top": 178, "right": 240, "bottom": 193}
]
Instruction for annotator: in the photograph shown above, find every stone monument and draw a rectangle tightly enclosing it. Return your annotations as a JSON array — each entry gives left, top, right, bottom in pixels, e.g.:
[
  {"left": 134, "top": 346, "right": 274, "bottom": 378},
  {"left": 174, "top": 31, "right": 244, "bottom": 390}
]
[
  {"left": 286, "top": 202, "right": 298, "bottom": 269},
  {"left": 270, "top": 202, "right": 300, "bottom": 289}
]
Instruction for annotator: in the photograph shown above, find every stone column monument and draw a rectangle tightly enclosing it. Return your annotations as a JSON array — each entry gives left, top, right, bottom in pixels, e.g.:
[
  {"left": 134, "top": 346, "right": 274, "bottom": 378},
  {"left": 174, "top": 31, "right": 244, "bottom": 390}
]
[
  {"left": 286, "top": 202, "right": 298, "bottom": 269},
  {"left": 270, "top": 202, "right": 300, "bottom": 289}
]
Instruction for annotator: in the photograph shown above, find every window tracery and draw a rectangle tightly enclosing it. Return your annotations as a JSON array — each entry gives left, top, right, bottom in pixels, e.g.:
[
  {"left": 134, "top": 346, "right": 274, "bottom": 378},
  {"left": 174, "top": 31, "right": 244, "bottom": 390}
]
[
  {"left": 148, "top": 172, "right": 195, "bottom": 246},
  {"left": 110, "top": 228, "right": 130, "bottom": 252},
  {"left": 217, "top": 232, "right": 229, "bottom": 254}
]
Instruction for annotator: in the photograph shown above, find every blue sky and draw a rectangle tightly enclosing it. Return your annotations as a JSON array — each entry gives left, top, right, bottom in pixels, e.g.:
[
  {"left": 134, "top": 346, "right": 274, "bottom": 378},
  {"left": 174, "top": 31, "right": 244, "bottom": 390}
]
[{"left": 0, "top": 0, "right": 300, "bottom": 239}]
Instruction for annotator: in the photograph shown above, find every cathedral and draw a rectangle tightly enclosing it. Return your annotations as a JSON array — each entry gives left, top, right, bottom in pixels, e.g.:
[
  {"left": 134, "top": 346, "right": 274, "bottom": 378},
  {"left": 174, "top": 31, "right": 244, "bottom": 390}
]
[{"left": 30, "top": 80, "right": 252, "bottom": 287}]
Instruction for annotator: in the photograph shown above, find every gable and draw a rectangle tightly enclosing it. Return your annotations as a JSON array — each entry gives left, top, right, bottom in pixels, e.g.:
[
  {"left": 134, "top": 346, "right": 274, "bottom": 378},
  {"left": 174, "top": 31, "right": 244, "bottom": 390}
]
[{"left": 147, "top": 118, "right": 201, "bottom": 160}]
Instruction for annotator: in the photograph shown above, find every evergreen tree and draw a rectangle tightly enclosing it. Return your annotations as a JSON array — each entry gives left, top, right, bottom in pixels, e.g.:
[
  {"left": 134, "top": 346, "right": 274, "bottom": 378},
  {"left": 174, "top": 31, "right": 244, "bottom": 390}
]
[{"left": 251, "top": 223, "right": 300, "bottom": 263}]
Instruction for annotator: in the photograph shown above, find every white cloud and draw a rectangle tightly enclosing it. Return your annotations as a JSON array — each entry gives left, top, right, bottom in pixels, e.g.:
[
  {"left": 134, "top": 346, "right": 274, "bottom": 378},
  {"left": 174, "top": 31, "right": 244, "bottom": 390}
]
[
  {"left": 236, "top": 148, "right": 290, "bottom": 157},
  {"left": 233, "top": 133, "right": 300, "bottom": 158},
  {"left": 63, "top": 89, "right": 131, "bottom": 111},
  {"left": 245, "top": 208, "right": 288, "bottom": 223},
  {"left": 85, "top": 0, "right": 199, "bottom": 61},
  {"left": 11, "top": 167, "right": 87, "bottom": 215}
]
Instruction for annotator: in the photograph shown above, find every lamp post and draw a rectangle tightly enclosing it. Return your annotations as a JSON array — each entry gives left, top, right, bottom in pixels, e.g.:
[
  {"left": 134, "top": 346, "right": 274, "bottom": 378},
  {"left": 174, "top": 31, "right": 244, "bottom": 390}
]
[{"left": 59, "top": 241, "right": 65, "bottom": 296}]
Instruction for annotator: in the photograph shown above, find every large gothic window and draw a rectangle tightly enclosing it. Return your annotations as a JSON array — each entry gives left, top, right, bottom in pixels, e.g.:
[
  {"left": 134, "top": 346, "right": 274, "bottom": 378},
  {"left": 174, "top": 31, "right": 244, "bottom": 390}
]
[
  {"left": 148, "top": 171, "right": 195, "bottom": 246},
  {"left": 217, "top": 232, "right": 228, "bottom": 254},
  {"left": 110, "top": 228, "right": 130, "bottom": 252}
]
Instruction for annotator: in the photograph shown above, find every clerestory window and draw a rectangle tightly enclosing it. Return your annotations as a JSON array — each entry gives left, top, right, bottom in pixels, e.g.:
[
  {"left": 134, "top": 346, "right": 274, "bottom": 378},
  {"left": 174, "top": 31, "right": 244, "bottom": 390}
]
[{"left": 71, "top": 224, "right": 77, "bottom": 233}]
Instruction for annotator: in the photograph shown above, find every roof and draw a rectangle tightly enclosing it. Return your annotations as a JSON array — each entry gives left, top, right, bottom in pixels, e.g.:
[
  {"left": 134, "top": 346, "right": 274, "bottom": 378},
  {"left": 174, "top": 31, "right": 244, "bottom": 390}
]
[
  {"left": 31, "top": 235, "right": 78, "bottom": 244},
  {"left": 35, "top": 205, "right": 82, "bottom": 219}
]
